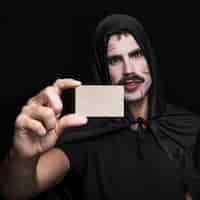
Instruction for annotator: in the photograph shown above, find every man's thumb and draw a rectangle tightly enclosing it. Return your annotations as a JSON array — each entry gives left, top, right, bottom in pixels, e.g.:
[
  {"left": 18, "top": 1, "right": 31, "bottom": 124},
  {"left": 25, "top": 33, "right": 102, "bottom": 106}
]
[{"left": 56, "top": 114, "right": 88, "bottom": 135}]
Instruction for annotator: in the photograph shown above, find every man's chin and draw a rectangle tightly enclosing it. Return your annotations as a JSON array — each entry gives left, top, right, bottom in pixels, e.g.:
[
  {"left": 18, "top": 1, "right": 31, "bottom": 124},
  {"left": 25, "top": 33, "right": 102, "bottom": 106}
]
[
  {"left": 124, "top": 92, "right": 145, "bottom": 103},
  {"left": 125, "top": 97, "right": 144, "bottom": 103}
]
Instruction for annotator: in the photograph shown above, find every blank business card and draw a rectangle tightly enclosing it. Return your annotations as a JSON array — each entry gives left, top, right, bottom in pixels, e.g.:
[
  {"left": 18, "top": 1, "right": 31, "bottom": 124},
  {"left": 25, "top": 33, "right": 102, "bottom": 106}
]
[{"left": 75, "top": 85, "right": 124, "bottom": 117}]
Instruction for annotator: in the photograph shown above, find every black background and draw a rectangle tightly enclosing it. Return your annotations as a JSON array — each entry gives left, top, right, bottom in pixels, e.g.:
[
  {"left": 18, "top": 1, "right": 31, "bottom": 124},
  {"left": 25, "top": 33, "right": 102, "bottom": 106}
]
[{"left": 1, "top": 4, "right": 200, "bottom": 158}]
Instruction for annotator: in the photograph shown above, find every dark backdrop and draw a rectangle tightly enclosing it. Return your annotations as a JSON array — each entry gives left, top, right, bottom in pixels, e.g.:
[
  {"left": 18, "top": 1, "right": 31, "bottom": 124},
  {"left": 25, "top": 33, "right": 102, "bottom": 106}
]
[{"left": 1, "top": 5, "right": 200, "bottom": 159}]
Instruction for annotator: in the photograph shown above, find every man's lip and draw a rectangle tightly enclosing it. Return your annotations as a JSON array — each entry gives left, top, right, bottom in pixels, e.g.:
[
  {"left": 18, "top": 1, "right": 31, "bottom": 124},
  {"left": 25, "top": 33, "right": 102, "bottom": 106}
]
[
  {"left": 124, "top": 80, "right": 142, "bottom": 84},
  {"left": 125, "top": 80, "right": 134, "bottom": 84},
  {"left": 124, "top": 81, "right": 141, "bottom": 90}
]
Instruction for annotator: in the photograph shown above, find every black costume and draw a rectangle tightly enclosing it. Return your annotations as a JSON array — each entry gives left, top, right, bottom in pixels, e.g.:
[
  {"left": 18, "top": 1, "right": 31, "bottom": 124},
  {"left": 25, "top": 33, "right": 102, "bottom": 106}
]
[{"left": 35, "top": 14, "right": 200, "bottom": 200}]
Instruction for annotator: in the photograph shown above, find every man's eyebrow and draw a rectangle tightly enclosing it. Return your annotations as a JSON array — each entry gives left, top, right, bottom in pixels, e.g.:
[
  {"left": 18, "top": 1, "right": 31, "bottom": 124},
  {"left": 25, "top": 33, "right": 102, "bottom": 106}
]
[
  {"left": 128, "top": 48, "right": 142, "bottom": 56},
  {"left": 107, "top": 54, "right": 122, "bottom": 60}
]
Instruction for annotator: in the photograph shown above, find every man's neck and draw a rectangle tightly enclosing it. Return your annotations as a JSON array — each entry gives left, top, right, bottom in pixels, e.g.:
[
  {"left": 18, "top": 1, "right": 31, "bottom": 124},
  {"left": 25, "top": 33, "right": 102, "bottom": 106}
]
[{"left": 128, "top": 95, "right": 148, "bottom": 120}]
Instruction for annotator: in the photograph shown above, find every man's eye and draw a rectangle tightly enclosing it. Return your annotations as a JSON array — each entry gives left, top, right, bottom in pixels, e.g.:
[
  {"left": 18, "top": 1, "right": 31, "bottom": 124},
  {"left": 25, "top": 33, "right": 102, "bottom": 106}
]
[
  {"left": 135, "top": 50, "right": 143, "bottom": 57},
  {"left": 130, "top": 50, "right": 143, "bottom": 58},
  {"left": 108, "top": 57, "right": 121, "bottom": 65}
]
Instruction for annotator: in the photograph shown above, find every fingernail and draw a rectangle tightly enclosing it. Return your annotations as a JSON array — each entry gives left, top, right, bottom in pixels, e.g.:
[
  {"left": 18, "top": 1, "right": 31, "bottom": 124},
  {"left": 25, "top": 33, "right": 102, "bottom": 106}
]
[
  {"left": 78, "top": 116, "right": 88, "bottom": 123},
  {"left": 39, "top": 128, "right": 46, "bottom": 135},
  {"left": 74, "top": 80, "right": 82, "bottom": 84}
]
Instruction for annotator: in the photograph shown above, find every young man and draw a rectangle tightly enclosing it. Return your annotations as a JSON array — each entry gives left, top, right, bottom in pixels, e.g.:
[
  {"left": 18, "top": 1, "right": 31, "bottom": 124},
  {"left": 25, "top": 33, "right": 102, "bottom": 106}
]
[{"left": 0, "top": 14, "right": 199, "bottom": 199}]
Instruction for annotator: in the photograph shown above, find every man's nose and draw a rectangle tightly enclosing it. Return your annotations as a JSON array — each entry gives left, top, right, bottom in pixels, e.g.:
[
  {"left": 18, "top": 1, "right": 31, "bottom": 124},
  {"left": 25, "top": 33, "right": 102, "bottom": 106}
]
[{"left": 123, "top": 58, "right": 135, "bottom": 74}]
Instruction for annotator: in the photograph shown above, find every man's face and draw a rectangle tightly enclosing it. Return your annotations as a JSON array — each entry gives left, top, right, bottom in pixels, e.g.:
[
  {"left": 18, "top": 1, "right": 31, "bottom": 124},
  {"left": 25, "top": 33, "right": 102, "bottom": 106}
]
[{"left": 107, "top": 33, "right": 152, "bottom": 102}]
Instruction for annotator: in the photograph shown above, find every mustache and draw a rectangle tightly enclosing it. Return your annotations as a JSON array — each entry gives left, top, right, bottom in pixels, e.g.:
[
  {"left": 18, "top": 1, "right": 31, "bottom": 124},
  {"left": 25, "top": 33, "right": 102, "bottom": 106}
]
[{"left": 117, "top": 73, "right": 145, "bottom": 85}]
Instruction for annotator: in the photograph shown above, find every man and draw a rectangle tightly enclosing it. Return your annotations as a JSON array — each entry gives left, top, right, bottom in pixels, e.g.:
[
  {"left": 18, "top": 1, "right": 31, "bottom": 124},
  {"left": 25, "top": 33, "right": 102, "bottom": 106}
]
[{"left": 0, "top": 14, "right": 199, "bottom": 199}]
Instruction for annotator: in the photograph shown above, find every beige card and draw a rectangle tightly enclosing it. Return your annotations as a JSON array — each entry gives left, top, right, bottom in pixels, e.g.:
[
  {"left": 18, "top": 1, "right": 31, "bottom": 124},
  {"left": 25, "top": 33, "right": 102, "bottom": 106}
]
[{"left": 75, "top": 85, "right": 124, "bottom": 117}]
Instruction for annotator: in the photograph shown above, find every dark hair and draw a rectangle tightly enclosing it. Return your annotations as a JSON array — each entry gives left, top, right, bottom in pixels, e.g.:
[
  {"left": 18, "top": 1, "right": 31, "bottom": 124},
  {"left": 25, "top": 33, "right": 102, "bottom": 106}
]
[{"left": 104, "top": 30, "right": 131, "bottom": 47}]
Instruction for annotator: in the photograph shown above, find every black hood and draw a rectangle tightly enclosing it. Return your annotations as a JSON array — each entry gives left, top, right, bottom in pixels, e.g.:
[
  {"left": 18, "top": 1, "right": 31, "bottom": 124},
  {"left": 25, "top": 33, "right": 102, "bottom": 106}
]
[{"left": 92, "top": 14, "right": 166, "bottom": 120}]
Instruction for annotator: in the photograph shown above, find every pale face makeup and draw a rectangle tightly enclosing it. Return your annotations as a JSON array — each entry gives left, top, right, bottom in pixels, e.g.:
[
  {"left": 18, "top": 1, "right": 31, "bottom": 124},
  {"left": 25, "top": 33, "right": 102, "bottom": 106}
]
[{"left": 107, "top": 33, "right": 152, "bottom": 102}]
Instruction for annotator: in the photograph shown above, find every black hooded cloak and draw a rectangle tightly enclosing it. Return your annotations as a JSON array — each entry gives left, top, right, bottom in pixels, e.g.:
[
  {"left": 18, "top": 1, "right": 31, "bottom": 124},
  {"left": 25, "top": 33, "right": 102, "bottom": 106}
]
[{"left": 35, "top": 14, "right": 200, "bottom": 200}]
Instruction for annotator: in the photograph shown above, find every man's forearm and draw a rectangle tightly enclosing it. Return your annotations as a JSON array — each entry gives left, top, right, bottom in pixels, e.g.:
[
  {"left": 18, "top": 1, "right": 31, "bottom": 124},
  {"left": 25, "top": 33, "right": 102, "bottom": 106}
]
[{"left": 0, "top": 148, "right": 40, "bottom": 199}]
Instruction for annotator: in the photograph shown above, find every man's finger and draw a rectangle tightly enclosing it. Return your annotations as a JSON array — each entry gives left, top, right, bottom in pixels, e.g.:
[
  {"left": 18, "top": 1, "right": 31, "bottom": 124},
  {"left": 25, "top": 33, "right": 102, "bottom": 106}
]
[
  {"left": 56, "top": 114, "right": 88, "bottom": 136},
  {"left": 27, "top": 79, "right": 81, "bottom": 114},
  {"left": 44, "top": 87, "right": 63, "bottom": 114},
  {"left": 22, "top": 104, "right": 57, "bottom": 132},
  {"left": 53, "top": 79, "right": 81, "bottom": 95},
  {"left": 28, "top": 86, "right": 63, "bottom": 114},
  {"left": 15, "top": 114, "right": 47, "bottom": 136}
]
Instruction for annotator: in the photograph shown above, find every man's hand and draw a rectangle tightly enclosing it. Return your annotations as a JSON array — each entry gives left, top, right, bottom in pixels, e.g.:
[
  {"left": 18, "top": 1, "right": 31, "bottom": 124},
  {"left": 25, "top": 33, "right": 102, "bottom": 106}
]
[
  {"left": 14, "top": 78, "right": 88, "bottom": 158},
  {"left": 0, "top": 79, "right": 88, "bottom": 199}
]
